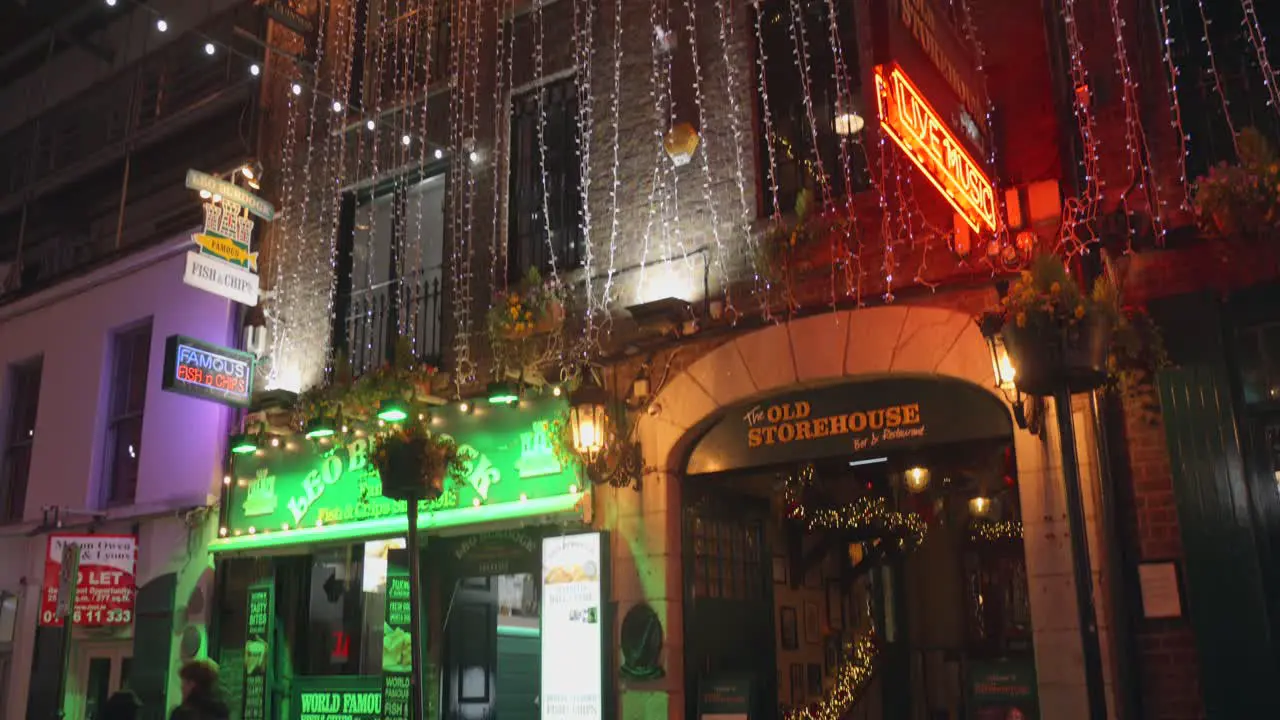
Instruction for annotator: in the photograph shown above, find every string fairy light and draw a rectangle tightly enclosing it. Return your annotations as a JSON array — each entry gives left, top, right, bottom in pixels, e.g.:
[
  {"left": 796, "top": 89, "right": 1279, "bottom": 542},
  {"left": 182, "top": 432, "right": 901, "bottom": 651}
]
[
  {"left": 532, "top": 0, "right": 563, "bottom": 295},
  {"left": 1058, "top": 0, "right": 1103, "bottom": 255},
  {"left": 488, "top": 0, "right": 514, "bottom": 348},
  {"left": 784, "top": 0, "right": 832, "bottom": 208},
  {"left": 463, "top": 0, "right": 483, "bottom": 381},
  {"left": 782, "top": 634, "right": 879, "bottom": 720},
  {"left": 713, "top": 0, "right": 769, "bottom": 319},
  {"left": 1240, "top": 0, "right": 1280, "bottom": 119},
  {"left": 1153, "top": 0, "right": 1192, "bottom": 212},
  {"left": 639, "top": 0, "right": 671, "bottom": 303},
  {"left": 681, "top": 0, "right": 733, "bottom": 317},
  {"left": 599, "top": 0, "right": 625, "bottom": 334},
  {"left": 969, "top": 520, "right": 1024, "bottom": 542},
  {"left": 572, "top": 0, "right": 598, "bottom": 351},
  {"left": 1106, "top": 0, "right": 1168, "bottom": 248},
  {"left": 1194, "top": 0, "right": 1240, "bottom": 158}
]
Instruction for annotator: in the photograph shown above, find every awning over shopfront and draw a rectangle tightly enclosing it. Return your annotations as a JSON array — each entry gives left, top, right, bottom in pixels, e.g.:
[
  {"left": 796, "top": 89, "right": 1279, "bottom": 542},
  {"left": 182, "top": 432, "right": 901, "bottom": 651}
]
[
  {"left": 211, "top": 395, "right": 588, "bottom": 553},
  {"left": 685, "top": 374, "right": 1013, "bottom": 475}
]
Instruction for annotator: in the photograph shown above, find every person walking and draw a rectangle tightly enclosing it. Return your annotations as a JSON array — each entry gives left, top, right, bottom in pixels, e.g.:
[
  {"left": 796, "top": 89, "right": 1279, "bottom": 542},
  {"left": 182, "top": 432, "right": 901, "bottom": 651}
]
[
  {"left": 169, "top": 659, "right": 230, "bottom": 720},
  {"left": 98, "top": 690, "right": 141, "bottom": 720}
]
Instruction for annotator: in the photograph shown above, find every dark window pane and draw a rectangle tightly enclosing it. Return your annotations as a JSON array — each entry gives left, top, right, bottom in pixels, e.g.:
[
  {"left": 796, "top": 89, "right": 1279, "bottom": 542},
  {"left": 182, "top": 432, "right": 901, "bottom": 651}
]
[
  {"left": 108, "top": 416, "right": 142, "bottom": 504},
  {"left": 126, "top": 327, "right": 151, "bottom": 414},
  {"left": 2, "top": 445, "right": 31, "bottom": 522},
  {"left": 3, "top": 359, "right": 40, "bottom": 523},
  {"left": 507, "top": 77, "right": 583, "bottom": 279}
]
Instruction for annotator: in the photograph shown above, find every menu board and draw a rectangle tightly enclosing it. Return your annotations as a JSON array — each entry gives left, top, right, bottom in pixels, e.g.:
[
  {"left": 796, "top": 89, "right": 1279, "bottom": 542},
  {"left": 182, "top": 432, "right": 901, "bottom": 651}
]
[
  {"left": 243, "top": 580, "right": 276, "bottom": 720},
  {"left": 293, "top": 676, "right": 382, "bottom": 720},
  {"left": 382, "top": 551, "right": 413, "bottom": 720},
  {"left": 540, "top": 533, "right": 606, "bottom": 720}
]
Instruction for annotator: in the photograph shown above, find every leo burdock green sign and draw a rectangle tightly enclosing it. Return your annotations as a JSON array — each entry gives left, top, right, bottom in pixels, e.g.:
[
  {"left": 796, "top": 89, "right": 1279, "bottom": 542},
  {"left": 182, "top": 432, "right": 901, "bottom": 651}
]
[
  {"left": 293, "top": 676, "right": 382, "bottom": 720},
  {"left": 242, "top": 580, "right": 275, "bottom": 720},
  {"left": 966, "top": 658, "right": 1039, "bottom": 720},
  {"left": 382, "top": 551, "right": 412, "bottom": 720},
  {"left": 226, "top": 396, "right": 577, "bottom": 536}
]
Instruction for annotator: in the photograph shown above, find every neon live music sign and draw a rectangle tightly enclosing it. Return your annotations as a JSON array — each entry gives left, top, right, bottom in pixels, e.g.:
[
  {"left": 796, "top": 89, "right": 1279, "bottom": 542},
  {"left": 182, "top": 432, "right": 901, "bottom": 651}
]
[{"left": 874, "top": 64, "right": 996, "bottom": 234}]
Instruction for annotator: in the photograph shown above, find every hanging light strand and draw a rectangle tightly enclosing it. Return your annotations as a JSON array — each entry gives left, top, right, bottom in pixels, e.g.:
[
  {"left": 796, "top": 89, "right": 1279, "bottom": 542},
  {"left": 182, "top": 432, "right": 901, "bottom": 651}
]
[
  {"left": 600, "top": 0, "right": 625, "bottom": 334},
  {"left": 1240, "top": 0, "right": 1280, "bottom": 119},
  {"left": 1058, "top": 0, "right": 1103, "bottom": 255},
  {"left": 573, "top": 0, "right": 598, "bottom": 351},
  {"left": 1194, "top": 0, "right": 1240, "bottom": 158},
  {"left": 1153, "top": 0, "right": 1192, "bottom": 212}
]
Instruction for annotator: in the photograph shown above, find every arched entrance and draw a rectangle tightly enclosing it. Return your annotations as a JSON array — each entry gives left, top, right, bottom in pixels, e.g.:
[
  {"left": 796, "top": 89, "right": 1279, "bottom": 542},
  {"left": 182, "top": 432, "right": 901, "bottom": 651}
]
[{"left": 613, "top": 306, "right": 1102, "bottom": 719}]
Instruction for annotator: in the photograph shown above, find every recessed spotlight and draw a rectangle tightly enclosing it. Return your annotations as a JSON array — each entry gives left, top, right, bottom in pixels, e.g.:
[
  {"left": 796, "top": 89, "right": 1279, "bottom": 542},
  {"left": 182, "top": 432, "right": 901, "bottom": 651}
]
[
  {"left": 291, "top": 83, "right": 303, "bottom": 96},
  {"left": 401, "top": 134, "right": 411, "bottom": 146},
  {"left": 249, "top": 63, "right": 261, "bottom": 77},
  {"left": 205, "top": 43, "right": 216, "bottom": 56},
  {"left": 332, "top": 100, "right": 343, "bottom": 113},
  {"left": 156, "top": 18, "right": 168, "bottom": 32},
  {"left": 366, "top": 119, "right": 376, "bottom": 130}
]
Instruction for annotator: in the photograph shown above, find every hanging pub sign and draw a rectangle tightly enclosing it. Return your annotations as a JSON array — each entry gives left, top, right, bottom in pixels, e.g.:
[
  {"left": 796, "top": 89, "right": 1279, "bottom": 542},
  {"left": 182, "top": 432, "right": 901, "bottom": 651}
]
[
  {"left": 160, "top": 335, "right": 255, "bottom": 408},
  {"left": 242, "top": 580, "right": 276, "bottom": 720},
  {"left": 220, "top": 396, "right": 582, "bottom": 543},
  {"left": 685, "top": 376, "right": 1012, "bottom": 475},
  {"left": 293, "top": 676, "right": 383, "bottom": 720},
  {"left": 39, "top": 534, "right": 136, "bottom": 628},
  {"left": 182, "top": 169, "right": 275, "bottom": 307},
  {"left": 541, "top": 532, "right": 609, "bottom": 720}
]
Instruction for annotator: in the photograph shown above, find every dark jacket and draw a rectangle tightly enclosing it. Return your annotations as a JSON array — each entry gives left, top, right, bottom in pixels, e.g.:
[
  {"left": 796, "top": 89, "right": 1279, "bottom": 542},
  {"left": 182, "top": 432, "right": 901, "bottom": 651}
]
[{"left": 168, "top": 694, "right": 230, "bottom": 720}]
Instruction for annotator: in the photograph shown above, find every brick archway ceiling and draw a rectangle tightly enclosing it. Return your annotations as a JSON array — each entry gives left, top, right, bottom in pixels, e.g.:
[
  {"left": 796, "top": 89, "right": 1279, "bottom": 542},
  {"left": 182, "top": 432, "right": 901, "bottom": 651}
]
[{"left": 638, "top": 306, "right": 1005, "bottom": 472}]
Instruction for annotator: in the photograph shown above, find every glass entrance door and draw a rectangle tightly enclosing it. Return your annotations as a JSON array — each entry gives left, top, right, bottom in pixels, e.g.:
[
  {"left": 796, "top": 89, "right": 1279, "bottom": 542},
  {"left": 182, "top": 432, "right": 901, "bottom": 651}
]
[{"left": 70, "top": 642, "right": 132, "bottom": 720}]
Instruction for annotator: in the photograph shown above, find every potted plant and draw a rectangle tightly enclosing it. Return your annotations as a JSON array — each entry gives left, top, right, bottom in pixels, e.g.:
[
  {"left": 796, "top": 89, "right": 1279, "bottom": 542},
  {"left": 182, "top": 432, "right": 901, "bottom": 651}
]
[
  {"left": 487, "top": 267, "right": 564, "bottom": 341},
  {"left": 295, "top": 338, "right": 439, "bottom": 425},
  {"left": 1192, "top": 127, "right": 1280, "bottom": 240},
  {"left": 979, "top": 254, "right": 1118, "bottom": 397},
  {"left": 759, "top": 189, "right": 856, "bottom": 277},
  {"left": 371, "top": 421, "right": 471, "bottom": 502}
]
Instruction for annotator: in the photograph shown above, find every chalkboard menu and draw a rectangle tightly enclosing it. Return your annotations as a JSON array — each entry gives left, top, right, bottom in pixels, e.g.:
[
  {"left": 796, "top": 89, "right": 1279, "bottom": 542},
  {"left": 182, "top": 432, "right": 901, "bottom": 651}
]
[
  {"left": 293, "top": 676, "right": 383, "bottom": 720},
  {"left": 382, "top": 551, "right": 413, "bottom": 720},
  {"left": 242, "top": 580, "right": 275, "bottom": 720}
]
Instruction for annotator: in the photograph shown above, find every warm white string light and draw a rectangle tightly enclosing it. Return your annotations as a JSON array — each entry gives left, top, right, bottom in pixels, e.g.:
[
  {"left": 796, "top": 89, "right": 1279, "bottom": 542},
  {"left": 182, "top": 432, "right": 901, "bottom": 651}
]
[
  {"left": 1194, "top": 0, "right": 1240, "bottom": 158},
  {"left": 1240, "top": 0, "right": 1280, "bottom": 118},
  {"left": 573, "top": 0, "right": 597, "bottom": 351},
  {"left": 784, "top": 0, "right": 832, "bottom": 208},
  {"left": 1153, "top": 0, "right": 1192, "bottom": 212},
  {"left": 681, "top": 0, "right": 732, "bottom": 316},
  {"left": 1058, "top": 0, "right": 1103, "bottom": 256},
  {"left": 599, "top": 0, "right": 625, "bottom": 334},
  {"left": 488, "top": 0, "right": 513, "bottom": 345}
]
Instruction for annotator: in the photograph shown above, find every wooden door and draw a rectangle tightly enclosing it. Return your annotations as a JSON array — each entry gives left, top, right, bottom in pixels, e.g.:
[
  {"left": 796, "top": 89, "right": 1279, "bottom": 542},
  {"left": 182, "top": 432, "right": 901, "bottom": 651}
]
[{"left": 444, "top": 577, "right": 499, "bottom": 720}]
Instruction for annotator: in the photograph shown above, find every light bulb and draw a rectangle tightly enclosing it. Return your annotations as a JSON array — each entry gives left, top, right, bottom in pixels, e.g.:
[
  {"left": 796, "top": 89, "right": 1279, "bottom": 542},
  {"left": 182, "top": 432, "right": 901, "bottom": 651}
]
[
  {"left": 469, "top": 151, "right": 479, "bottom": 163},
  {"left": 249, "top": 63, "right": 261, "bottom": 77},
  {"left": 291, "top": 83, "right": 302, "bottom": 96},
  {"left": 366, "top": 119, "right": 376, "bottom": 131},
  {"left": 199, "top": 190, "right": 212, "bottom": 199},
  {"left": 332, "top": 100, "right": 343, "bottom": 113},
  {"left": 401, "top": 134, "right": 412, "bottom": 146},
  {"left": 105, "top": 0, "right": 117, "bottom": 7},
  {"left": 204, "top": 43, "right": 216, "bottom": 56},
  {"left": 156, "top": 18, "right": 168, "bottom": 32},
  {"left": 434, "top": 148, "right": 444, "bottom": 160}
]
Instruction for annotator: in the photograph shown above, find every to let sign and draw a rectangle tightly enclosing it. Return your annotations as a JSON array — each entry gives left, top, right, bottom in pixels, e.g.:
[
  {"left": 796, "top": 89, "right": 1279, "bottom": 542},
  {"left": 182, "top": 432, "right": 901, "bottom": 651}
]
[
  {"left": 161, "top": 335, "right": 255, "bottom": 408},
  {"left": 40, "top": 535, "right": 136, "bottom": 627}
]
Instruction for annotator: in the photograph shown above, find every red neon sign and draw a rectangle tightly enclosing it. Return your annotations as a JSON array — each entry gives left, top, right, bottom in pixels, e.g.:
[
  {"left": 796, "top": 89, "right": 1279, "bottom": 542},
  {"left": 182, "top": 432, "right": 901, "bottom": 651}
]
[{"left": 874, "top": 64, "right": 997, "bottom": 234}]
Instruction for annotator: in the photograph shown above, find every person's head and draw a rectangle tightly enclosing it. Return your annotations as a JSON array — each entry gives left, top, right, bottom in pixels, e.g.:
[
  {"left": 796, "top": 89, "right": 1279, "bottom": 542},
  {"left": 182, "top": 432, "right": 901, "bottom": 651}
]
[
  {"left": 178, "top": 658, "right": 220, "bottom": 700},
  {"left": 101, "top": 690, "right": 141, "bottom": 720}
]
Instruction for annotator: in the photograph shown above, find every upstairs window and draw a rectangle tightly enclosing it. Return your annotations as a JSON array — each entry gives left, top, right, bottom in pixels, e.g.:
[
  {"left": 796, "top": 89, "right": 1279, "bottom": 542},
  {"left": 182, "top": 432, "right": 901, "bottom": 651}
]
[
  {"left": 2, "top": 359, "right": 42, "bottom": 523},
  {"left": 507, "top": 77, "right": 583, "bottom": 280},
  {"left": 755, "top": 0, "right": 869, "bottom": 217},
  {"left": 104, "top": 321, "right": 151, "bottom": 506}
]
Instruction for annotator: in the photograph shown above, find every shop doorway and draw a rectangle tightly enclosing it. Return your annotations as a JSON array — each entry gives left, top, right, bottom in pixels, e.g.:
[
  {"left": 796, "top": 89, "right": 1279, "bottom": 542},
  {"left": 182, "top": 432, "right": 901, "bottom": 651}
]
[
  {"left": 683, "top": 442, "right": 1037, "bottom": 719},
  {"left": 442, "top": 572, "right": 541, "bottom": 720},
  {"left": 68, "top": 641, "right": 132, "bottom": 720}
]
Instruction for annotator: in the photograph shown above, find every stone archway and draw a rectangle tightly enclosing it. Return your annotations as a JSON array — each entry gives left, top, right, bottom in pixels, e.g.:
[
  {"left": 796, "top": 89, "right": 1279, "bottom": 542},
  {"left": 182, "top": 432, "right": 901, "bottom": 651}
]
[{"left": 604, "top": 305, "right": 1108, "bottom": 720}]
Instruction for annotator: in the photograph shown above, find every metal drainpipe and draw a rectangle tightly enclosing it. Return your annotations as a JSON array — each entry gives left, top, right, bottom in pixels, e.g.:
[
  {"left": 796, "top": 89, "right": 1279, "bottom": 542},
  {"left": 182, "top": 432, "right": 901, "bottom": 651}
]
[{"left": 1041, "top": 0, "right": 1142, "bottom": 716}]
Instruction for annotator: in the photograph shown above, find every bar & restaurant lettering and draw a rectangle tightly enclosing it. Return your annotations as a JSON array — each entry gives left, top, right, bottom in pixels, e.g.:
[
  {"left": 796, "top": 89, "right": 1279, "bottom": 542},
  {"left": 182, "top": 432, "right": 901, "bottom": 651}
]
[{"left": 745, "top": 400, "right": 924, "bottom": 448}]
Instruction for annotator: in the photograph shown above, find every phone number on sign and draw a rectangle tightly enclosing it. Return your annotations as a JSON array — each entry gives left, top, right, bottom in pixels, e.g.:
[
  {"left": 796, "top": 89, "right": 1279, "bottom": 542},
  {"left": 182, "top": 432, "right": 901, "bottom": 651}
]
[{"left": 40, "top": 607, "right": 133, "bottom": 625}]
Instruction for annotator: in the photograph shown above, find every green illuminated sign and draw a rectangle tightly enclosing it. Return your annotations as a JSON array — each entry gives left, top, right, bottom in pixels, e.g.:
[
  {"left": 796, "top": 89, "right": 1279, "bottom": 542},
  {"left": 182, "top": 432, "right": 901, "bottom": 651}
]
[
  {"left": 292, "top": 676, "right": 382, "bottom": 720},
  {"left": 242, "top": 581, "right": 275, "bottom": 720},
  {"left": 382, "top": 554, "right": 412, "bottom": 720},
  {"left": 225, "top": 397, "right": 578, "bottom": 539}
]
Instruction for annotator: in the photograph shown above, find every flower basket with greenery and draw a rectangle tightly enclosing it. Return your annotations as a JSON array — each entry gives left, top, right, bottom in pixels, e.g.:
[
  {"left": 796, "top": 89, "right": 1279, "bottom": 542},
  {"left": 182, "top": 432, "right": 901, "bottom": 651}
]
[
  {"left": 1192, "top": 127, "right": 1280, "bottom": 240},
  {"left": 980, "top": 255, "right": 1121, "bottom": 397},
  {"left": 372, "top": 421, "right": 472, "bottom": 502},
  {"left": 295, "top": 336, "right": 439, "bottom": 426},
  {"left": 758, "top": 189, "right": 855, "bottom": 277},
  {"left": 487, "top": 267, "right": 565, "bottom": 341}
]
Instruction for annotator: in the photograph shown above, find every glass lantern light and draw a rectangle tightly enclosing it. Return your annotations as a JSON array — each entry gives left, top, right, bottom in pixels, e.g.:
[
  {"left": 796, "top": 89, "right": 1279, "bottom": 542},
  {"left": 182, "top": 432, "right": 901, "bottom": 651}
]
[{"left": 569, "top": 374, "right": 612, "bottom": 464}]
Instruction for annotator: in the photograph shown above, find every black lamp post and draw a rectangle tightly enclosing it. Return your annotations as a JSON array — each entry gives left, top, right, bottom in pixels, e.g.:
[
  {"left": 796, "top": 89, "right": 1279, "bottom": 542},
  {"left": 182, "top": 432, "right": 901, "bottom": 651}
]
[{"left": 981, "top": 321, "right": 1110, "bottom": 720}]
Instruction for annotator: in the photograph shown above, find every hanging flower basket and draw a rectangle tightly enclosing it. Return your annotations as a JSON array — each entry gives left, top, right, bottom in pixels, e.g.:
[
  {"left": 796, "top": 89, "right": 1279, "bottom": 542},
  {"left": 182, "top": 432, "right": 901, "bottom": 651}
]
[
  {"left": 372, "top": 423, "right": 466, "bottom": 502},
  {"left": 489, "top": 267, "right": 565, "bottom": 341},
  {"left": 1001, "top": 314, "right": 1111, "bottom": 397},
  {"left": 759, "top": 189, "right": 855, "bottom": 279}
]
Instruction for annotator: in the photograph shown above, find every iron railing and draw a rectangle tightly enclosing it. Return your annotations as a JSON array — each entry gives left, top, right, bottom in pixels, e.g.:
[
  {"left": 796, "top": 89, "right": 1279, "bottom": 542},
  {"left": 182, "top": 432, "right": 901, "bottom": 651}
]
[{"left": 341, "top": 270, "right": 444, "bottom": 377}]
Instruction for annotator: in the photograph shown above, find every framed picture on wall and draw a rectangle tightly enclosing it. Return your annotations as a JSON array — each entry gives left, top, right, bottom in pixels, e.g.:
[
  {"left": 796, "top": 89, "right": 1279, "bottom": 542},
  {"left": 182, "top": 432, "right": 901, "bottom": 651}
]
[
  {"left": 825, "top": 580, "right": 844, "bottom": 630},
  {"left": 807, "top": 663, "right": 823, "bottom": 696},
  {"left": 780, "top": 606, "right": 799, "bottom": 650},
  {"left": 789, "top": 663, "right": 805, "bottom": 705},
  {"left": 804, "top": 601, "right": 821, "bottom": 644},
  {"left": 773, "top": 556, "right": 787, "bottom": 585}
]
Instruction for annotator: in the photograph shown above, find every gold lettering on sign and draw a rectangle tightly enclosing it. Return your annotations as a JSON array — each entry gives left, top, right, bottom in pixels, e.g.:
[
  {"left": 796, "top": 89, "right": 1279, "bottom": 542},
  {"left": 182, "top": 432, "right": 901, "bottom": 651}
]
[{"left": 745, "top": 401, "right": 925, "bottom": 449}]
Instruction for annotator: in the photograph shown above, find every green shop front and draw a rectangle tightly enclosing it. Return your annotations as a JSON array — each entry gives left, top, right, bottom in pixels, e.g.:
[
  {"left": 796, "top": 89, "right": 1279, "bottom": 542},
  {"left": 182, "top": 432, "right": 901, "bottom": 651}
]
[{"left": 209, "top": 396, "right": 610, "bottom": 720}]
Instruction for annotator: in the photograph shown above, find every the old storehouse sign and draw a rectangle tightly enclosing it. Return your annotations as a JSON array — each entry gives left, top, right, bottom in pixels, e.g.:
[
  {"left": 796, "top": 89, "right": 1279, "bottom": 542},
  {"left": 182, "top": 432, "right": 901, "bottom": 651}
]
[{"left": 685, "top": 376, "right": 1012, "bottom": 475}]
